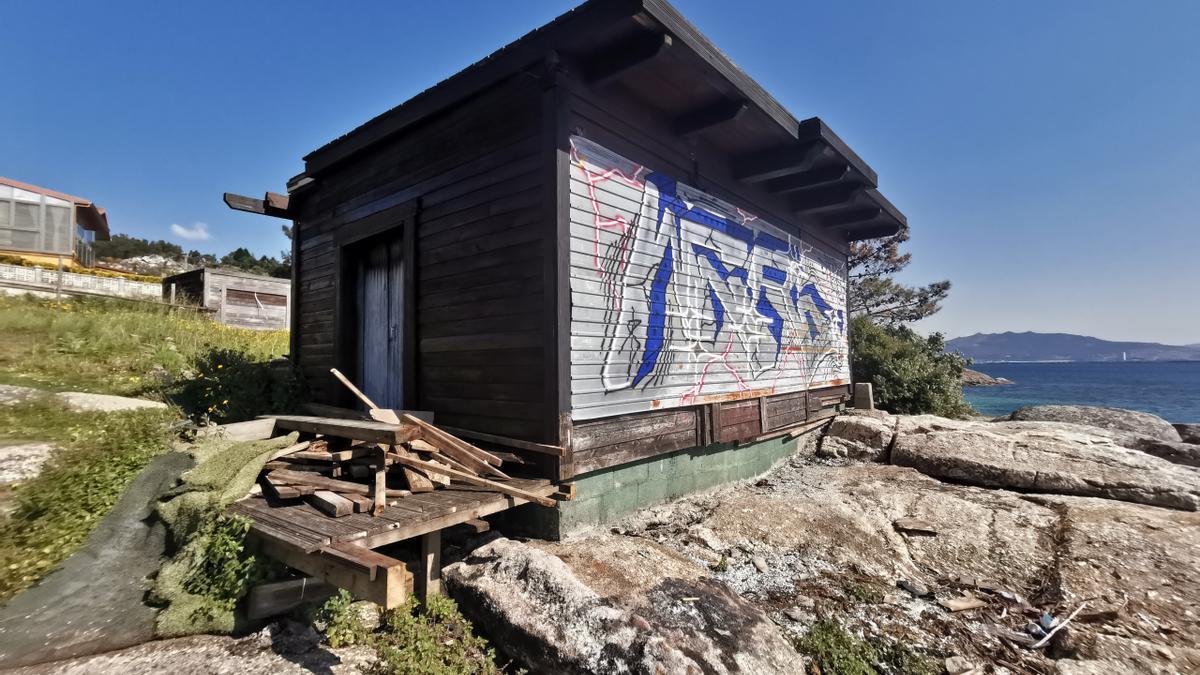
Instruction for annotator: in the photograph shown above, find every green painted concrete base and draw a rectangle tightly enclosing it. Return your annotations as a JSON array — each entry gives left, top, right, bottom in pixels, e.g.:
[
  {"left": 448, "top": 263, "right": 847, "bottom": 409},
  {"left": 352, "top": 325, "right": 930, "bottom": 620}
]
[{"left": 502, "top": 431, "right": 816, "bottom": 540}]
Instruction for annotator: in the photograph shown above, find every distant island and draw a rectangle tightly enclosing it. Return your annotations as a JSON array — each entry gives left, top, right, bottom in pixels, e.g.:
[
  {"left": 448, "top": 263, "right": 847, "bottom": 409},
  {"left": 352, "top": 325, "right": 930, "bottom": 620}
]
[{"left": 947, "top": 332, "right": 1200, "bottom": 363}]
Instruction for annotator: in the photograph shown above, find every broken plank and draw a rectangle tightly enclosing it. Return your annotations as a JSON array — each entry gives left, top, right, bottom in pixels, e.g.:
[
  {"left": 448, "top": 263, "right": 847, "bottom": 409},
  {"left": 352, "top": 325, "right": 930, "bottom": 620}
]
[
  {"left": 389, "top": 454, "right": 556, "bottom": 507},
  {"left": 262, "top": 480, "right": 305, "bottom": 500},
  {"left": 267, "top": 469, "right": 409, "bottom": 497},
  {"left": 308, "top": 490, "right": 355, "bottom": 518},
  {"left": 401, "top": 414, "right": 502, "bottom": 467},
  {"left": 438, "top": 424, "right": 566, "bottom": 457},
  {"left": 266, "top": 415, "right": 419, "bottom": 446},
  {"left": 292, "top": 446, "right": 374, "bottom": 463},
  {"left": 268, "top": 440, "right": 312, "bottom": 461},
  {"left": 343, "top": 493, "right": 375, "bottom": 513}
]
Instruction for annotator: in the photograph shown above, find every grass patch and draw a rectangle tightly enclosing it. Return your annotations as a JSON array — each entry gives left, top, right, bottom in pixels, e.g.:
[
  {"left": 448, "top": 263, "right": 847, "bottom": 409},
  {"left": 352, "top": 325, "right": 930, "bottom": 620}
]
[
  {"left": 0, "top": 294, "right": 287, "bottom": 398},
  {"left": 844, "top": 580, "right": 884, "bottom": 605},
  {"left": 796, "top": 620, "right": 939, "bottom": 675},
  {"left": 0, "top": 398, "right": 176, "bottom": 603},
  {"left": 313, "top": 592, "right": 504, "bottom": 675}
]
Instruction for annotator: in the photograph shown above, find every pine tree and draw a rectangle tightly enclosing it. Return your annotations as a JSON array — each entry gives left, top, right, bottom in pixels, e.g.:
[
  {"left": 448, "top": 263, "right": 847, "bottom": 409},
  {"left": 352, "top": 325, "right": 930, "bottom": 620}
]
[{"left": 848, "top": 223, "right": 950, "bottom": 325}]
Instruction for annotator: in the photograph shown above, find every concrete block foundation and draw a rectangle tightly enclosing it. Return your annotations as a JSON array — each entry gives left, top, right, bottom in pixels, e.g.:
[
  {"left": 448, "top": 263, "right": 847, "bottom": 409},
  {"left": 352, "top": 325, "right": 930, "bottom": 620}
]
[{"left": 502, "top": 428, "right": 821, "bottom": 540}]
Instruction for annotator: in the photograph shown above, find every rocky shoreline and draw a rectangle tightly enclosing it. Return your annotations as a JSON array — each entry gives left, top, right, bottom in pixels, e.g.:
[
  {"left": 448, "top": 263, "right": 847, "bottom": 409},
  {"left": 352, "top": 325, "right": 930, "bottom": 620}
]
[
  {"left": 11, "top": 404, "right": 1199, "bottom": 674},
  {"left": 961, "top": 368, "right": 1013, "bottom": 386},
  {"left": 443, "top": 404, "right": 1200, "bottom": 674}
]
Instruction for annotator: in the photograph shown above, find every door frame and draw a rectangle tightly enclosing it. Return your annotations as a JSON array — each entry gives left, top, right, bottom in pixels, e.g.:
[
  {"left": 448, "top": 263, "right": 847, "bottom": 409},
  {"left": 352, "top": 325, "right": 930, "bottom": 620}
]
[{"left": 332, "top": 200, "right": 418, "bottom": 410}]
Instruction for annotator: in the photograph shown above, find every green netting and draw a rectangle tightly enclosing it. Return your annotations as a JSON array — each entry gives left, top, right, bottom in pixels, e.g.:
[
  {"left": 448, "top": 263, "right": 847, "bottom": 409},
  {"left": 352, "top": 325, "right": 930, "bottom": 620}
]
[{"left": 150, "top": 432, "right": 297, "bottom": 637}]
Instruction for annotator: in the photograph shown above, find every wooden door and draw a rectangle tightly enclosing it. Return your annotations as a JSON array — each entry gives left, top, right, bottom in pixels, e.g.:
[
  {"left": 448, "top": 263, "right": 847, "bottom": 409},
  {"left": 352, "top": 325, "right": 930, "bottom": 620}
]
[{"left": 355, "top": 231, "right": 404, "bottom": 409}]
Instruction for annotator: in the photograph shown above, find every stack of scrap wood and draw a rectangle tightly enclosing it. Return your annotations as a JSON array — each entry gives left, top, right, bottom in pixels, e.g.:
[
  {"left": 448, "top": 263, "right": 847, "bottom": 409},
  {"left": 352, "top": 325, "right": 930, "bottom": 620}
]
[{"left": 256, "top": 369, "right": 555, "bottom": 518}]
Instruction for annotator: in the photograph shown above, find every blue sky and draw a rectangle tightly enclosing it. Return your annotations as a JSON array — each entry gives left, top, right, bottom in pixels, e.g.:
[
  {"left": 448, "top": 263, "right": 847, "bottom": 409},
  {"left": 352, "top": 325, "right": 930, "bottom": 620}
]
[{"left": 3, "top": 1, "right": 1197, "bottom": 343}]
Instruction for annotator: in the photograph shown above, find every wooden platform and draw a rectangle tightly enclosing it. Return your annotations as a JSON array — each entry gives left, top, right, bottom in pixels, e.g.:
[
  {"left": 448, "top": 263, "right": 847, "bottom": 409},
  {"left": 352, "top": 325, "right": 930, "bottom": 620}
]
[{"left": 229, "top": 478, "right": 557, "bottom": 608}]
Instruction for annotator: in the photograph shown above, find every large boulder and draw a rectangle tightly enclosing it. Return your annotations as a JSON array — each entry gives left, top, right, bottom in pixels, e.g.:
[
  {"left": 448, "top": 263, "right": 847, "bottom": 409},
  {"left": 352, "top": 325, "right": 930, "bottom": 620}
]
[
  {"left": 1008, "top": 405, "right": 1182, "bottom": 443},
  {"left": 1176, "top": 423, "right": 1200, "bottom": 446},
  {"left": 443, "top": 536, "right": 800, "bottom": 674},
  {"left": 613, "top": 461, "right": 1200, "bottom": 674},
  {"left": 891, "top": 416, "right": 1200, "bottom": 510},
  {"left": 1044, "top": 494, "right": 1200, "bottom": 673},
  {"left": 818, "top": 412, "right": 896, "bottom": 461}
]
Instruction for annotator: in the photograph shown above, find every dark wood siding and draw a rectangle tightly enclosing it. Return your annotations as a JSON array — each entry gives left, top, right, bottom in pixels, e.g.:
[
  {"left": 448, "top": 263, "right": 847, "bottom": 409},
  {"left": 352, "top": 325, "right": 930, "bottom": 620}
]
[
  {"left": 573, "top": 408, "right": 701, "bottom": 475},
  {"left": 291, "top": 75, "right": 548, "bottom": 441}
]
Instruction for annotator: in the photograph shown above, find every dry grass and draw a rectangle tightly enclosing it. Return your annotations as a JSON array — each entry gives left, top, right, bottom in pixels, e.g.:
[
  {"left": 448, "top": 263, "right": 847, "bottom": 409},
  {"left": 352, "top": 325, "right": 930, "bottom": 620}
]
[{"left": 0, "top": 294, "right": 287, "bottom": 397}]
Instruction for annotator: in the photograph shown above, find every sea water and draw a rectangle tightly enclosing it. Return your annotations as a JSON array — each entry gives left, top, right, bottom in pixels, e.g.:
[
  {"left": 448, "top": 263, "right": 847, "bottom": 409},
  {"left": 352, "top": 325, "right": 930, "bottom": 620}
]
[{"left": 964, "top": 361, "right": 1200, "bottom": 422}]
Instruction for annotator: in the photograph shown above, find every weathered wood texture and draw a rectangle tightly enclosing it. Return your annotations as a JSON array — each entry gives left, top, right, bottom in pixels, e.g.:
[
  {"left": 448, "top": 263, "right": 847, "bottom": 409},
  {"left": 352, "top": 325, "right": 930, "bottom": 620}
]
[
  {"left": 162, "top": 268, "right": 291, "bottom": 331},
  {"left": 229, "top": 478, "right": 557, "bottom": 553},
  {"left": 568, "top": 384, "right": 849, "bottom": 476},
  {"left": 290, "top": 75, "right": 548, "bottom": 442}
]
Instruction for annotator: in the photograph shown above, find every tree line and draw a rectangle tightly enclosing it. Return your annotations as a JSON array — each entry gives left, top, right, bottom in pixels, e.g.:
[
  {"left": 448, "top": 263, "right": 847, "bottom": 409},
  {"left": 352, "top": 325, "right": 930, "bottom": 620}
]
[{"left": 94, "top": 229, "right": 291, "bottom": 279}]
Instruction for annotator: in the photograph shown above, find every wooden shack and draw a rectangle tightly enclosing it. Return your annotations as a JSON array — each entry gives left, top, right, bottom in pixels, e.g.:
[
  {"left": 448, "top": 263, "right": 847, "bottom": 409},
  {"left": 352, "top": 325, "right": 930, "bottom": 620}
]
[
  {"left": 162, "top": 267, "right": 291, "bottom": 331},
  {"left": 227, "top": 0, "right": 905, "bottom": 533}
]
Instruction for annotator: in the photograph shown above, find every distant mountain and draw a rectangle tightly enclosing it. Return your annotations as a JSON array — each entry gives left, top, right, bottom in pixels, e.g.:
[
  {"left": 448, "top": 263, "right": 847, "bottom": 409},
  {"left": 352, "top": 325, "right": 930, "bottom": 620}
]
[{"left": 947, "top": 332, "right": 1200, "bottom": 363}]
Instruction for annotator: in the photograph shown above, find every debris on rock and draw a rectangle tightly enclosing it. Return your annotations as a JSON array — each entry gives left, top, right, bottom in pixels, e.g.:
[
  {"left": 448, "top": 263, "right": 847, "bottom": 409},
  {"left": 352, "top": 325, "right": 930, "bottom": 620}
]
[
  {"left": 944, "top": 655, "right": 979, "bottom": 675},
  {"left": 892, "top": 517, "right": 938, "bottom": 536},
  {"left": 938, "top": 593, "right": 987, "bottom": 612}
]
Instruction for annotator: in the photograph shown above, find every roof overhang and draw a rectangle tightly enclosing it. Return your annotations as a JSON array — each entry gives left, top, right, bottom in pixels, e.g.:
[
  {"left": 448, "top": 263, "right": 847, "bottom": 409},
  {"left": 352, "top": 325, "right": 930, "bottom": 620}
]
[
  {"left": 0, "top": 176, "right": 110, "bottom": 240},
  {"left": 295, "top": 0, "right": 904, "bottom": 242}
]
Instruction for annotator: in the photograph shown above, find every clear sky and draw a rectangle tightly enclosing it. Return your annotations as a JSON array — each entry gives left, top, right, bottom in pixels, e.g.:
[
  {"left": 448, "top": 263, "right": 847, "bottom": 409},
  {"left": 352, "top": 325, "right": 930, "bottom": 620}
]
[{"left": 3, "top": 1, "right": 1197, "bottom": 343}]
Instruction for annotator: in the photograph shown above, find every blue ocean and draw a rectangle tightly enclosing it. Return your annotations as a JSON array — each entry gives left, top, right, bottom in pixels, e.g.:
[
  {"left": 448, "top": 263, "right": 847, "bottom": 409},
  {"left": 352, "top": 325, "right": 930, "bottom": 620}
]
[{"left": 964, "top": 362, "right": 1200, "bottom": 423}]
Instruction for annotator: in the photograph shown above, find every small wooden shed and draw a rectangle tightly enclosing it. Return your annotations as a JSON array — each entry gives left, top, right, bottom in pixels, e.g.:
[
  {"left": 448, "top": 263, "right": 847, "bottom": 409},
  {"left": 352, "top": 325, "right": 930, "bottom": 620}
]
[
  {"left": 228, "top": 0, "right": 905, "bottom": 484},
  {"left": 162, "top": 267, "right": 291, "bottom": 331}
]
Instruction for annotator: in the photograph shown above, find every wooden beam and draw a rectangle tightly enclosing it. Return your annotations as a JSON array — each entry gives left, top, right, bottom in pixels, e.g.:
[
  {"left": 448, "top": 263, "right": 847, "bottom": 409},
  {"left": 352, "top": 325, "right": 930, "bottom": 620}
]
[
  {"left": 266, "top": 415, "right": 420, "bottom": 446},
  {"left": 224, "top": 192, "right": 266, "bottom": 215},
  {"left": 223, "top": 192, "right": 291, "bottom": 219},
  {"left": 246, "top": 577, "right": 334, "bottom": 620},
  {"left": 731, "top": 141, "right": 824, "bottom": 183},
  {"left": 307, "top": 490, "right": 354, "bottom": 518},
  {"left": 401, "top": 414, "right": 504, "bottom": 472},
  {"left": 360, "top": 482, "right": 558, "bottom": 548},
  {"left": 585, "top": 32, "right": 673, "bottom": 87},
  {"left": 820, "top": 206, "right": 882, "bottom": 229},
  {"left": 762, "top": 163, "right": 854, "bottom": 195},
  {"left": 264, "top": 192, "right": 290, "bottom": 212},
  {"left": 389, "top": 454, "right": 557, "bottom": 507},
  {"left": 415, "top": 530, "right": 442, "bottom": 602},
  {"left": 372, "top": 450, "right": 387, "bottom": 515},
  {"left": 253, "top": 536, "right": 412, "bottom": 610},
  {"left": 437, "top": 425, "right": 566, "bottom": 457},
  {"left": 797, "top": 117, "right": 878, "bottom": 187},
  {"left": 789, "top": 183, "right": 863, "bottom": 215},
  {"left": 672, "top": 98, "right": 748, "bottom": 138},
  {"left": 266, "top": 468, "right": 410, "bottom": 498},
  {"left": 845, "top": 223, "right": 904, "bottom": 241}
]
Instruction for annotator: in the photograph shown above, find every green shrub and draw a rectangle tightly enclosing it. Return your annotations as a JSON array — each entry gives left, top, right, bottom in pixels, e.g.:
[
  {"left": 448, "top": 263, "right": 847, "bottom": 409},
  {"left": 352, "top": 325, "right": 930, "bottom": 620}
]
[
  {"left": 169, "top": 348, "right": 303, "bottom": 424},
  {"left": 796, "top": 620, "right": 939, "bottom": 675},
  {"left": 367, "top": 595, "right": 502, "bottom": 675},
  {"left": 849, "top": 315, "right": 974, "bottom": 417},
  {"left": 316, "top": 590, "right": 368, "bottom": 648},
  {"left": 181, "top": 515, "right": 263, "bottom": 611}
]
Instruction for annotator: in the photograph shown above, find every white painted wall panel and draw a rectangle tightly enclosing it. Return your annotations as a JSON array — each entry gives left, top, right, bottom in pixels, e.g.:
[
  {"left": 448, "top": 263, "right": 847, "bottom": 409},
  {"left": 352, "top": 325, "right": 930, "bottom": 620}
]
[{"left": 568, "top": 136, "right": 850, "bottom": 421}]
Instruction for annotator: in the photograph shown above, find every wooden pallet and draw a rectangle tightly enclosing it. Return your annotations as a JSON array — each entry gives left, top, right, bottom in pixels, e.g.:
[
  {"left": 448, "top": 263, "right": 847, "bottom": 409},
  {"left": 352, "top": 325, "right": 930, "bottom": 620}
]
[{"left": 229, "top": 478, "right": 557, "bottom": 608}]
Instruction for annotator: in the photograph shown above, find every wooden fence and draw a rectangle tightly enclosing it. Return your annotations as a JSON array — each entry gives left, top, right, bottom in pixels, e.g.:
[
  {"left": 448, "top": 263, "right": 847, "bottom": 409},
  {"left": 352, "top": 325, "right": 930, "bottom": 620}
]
[{"left": 0, "top": 263, "right": 160, "bottom": 300}]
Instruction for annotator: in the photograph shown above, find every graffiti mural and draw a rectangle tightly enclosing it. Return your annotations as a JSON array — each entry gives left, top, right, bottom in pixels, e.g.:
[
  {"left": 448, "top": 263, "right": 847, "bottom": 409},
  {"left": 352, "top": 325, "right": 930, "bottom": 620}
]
[{"left": 568, "top": 136, "right": 850, "bottom": 420}]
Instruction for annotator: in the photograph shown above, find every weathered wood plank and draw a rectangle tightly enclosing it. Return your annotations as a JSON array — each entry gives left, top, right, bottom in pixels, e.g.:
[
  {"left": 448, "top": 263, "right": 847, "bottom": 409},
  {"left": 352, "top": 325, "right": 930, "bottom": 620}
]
[
  {"left": 267, "top": 415, "right": 420, "bottom": 446},
  {"left": 308, "top": 491, "right": 355, "bottom": 518}
]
